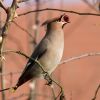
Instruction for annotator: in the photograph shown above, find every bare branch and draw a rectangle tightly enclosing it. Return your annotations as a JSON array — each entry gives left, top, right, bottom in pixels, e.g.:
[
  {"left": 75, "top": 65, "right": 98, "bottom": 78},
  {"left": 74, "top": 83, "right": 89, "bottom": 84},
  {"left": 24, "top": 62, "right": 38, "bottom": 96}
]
[
  {"left": 18, "top": 0, "right": 30, "bottom": 3},
  {"left": 82, "top": 0, "right": 97, "bottom": 11},
  {"left": 3, "top": 50, "right": 100, "bottom": 66},
  {"left": 2, "top": 0, "right": 17, "bottom": 36},
  {"left": 0, "top": 1, "right": 19, "bottom": 99},
  {"left": 82, "top": 0, "right": 100, "bottom": 12},
  {"left": 92, "top": 84, "right": 100, "bottom": 100},
  {"left": 0, "top": 1, "right": 7, "bottom": 12},
  {"left": 12, "top": 21, "right": 34, "bottom": 39},
  {"left": 18, "top": 8, "right": 100, "bottom": 17},
  {"left": 60, "top": 52, "right": 100, "bottom": 64}
]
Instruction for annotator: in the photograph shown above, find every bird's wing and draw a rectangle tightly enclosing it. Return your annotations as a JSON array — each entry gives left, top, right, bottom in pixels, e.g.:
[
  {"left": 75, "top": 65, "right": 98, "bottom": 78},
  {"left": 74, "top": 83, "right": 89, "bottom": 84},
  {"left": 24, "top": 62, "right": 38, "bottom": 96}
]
[
  {"left": 31, "top": 38, "right": 48, "bottom": 59},
  {"left": 22, "top": 38, "right": 48, "bottom": 74},
  {"left": 15, "top": 38, "right": 48, "bottom": 88}
]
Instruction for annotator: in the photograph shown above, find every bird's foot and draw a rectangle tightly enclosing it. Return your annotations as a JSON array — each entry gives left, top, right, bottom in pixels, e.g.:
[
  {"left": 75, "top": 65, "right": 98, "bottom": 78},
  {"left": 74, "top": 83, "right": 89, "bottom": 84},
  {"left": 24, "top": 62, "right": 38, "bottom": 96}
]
[{"left": 43, "top": 72, "right": 53, "bottom": 86}]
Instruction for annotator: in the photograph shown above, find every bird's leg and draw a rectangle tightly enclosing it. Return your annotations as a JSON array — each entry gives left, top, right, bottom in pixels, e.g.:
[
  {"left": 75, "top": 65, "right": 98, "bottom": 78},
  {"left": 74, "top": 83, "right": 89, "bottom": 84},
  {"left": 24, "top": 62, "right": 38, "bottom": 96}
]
[
  {"left": 42, "top": 70, "right": 65, "bottom": 99},
  {"left": 42, "top": 71, "right": 53, "bottom": 86}
]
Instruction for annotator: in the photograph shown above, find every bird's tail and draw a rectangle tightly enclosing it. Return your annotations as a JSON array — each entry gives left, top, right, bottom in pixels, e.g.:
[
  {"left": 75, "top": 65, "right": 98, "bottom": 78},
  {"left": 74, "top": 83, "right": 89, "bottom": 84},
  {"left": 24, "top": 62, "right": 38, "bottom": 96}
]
[{"left": 10, "top": 85, "right": 18, "bottom": 93}]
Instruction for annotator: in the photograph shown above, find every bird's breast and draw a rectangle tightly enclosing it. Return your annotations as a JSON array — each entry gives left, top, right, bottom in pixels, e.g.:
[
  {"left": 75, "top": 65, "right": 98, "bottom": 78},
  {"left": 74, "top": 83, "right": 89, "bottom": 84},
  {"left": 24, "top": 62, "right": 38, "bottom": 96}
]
[{"left": 39, "top": 30, "right": 64, "bottom": 74}]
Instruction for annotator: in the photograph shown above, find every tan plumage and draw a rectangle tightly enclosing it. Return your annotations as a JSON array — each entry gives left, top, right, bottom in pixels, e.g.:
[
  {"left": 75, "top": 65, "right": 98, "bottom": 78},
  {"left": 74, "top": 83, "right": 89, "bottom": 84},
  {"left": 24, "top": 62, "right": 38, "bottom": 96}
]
[{"left": 12, "top": 14, "right": 70, "bottom": 91}]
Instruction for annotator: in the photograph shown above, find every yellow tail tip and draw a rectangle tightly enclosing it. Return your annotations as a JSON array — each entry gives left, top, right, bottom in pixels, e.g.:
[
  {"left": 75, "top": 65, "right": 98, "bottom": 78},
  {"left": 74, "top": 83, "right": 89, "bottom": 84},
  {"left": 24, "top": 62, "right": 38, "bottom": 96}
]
[{"left": 9, "top": 86, "right": 17, "bottom": 93}]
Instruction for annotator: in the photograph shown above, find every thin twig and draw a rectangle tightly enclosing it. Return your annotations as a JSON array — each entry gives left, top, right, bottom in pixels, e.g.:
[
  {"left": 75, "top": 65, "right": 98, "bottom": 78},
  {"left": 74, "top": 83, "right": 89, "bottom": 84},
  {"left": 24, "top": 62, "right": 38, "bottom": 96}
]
[
  {"left": 92, "top": 84, "right": 100, "bottom": 100},
  {"left": 2, "top": 0, "right": 17, "bottom": 36},
  {"left": 18, "top": 8, "right": 100, "bottom": 17},
  {"left": 0, "top": 1, "right": 18, "bottom": 100},
  {"left": 82, "top": 0, "right": 98, "bottom": 12},
  {"left": 60, "top": 52, "right": 100, "bottom": 64},
  {"left": 0, "top": 87, "right": 11, "bottom": 92},
  {"left": 12, "top": 21, "right": 34, "bottom": 39},
  {"left": 0, "top": 1, "right": 7, "bottom": 13},
  {"left": 18, "top": 0, "right": 30, "bottom": 3},
  {"left": 82, "top": 0, "right": 100, "bottom": 12}
]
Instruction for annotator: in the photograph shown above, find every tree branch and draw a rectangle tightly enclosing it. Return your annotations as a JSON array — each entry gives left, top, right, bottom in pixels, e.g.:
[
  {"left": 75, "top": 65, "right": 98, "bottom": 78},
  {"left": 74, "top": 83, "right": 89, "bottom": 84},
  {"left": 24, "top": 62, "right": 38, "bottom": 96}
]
[
  {"left": 92, "top": 84, "right": 100, "bottom": 100},
  {"left": 82, "top": 0, "right": 98, "bottom": 11},
  {"left": 1, "top": 0, "right": 17, "bottom": 36},
  {"left": 60, "top": 52, "right": 100, "bottom": 64},
  {"left": 18, "top": 0, "right": 30, "bottom": 3},
  {"left": 0, "top": 1, "right": 18, "bottom": 100},
  {"left": 18, "top": 8, "right": 100, "bottom": 17},
  {"left": 0, "top": 1, "right": 7, "bottom": 13}
]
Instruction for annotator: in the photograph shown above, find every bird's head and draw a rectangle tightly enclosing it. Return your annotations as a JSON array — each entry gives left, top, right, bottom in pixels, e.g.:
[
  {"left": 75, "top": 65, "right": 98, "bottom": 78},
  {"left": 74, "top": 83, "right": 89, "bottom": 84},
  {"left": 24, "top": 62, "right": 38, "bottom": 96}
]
[{"left": 42, "top": 14, "right": 70, "bottom": 30}]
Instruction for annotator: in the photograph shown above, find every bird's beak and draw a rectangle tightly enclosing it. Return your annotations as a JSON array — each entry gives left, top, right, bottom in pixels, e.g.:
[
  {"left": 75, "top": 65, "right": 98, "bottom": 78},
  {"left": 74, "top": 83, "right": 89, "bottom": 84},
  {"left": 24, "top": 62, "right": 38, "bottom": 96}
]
[
  {"left": 64, "top": 21, "right": 70, "bottom": 25},
  {"left": 62, "top": 21, "right": 70, "bottom": 28}
]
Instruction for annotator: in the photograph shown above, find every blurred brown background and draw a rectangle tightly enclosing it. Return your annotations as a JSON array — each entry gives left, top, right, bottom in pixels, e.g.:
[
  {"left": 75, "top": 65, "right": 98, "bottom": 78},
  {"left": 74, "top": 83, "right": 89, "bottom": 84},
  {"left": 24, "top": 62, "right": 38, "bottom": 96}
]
[{"left": 0, "top": 0, "right": 100, "bottom": 100}]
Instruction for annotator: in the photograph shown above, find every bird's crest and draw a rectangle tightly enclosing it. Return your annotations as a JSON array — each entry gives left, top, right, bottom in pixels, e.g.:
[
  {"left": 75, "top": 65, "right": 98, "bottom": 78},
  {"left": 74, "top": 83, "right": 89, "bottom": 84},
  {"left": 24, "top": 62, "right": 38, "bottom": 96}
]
[{"left": 42, "top": 13, "right": 69, "bottom": 26}]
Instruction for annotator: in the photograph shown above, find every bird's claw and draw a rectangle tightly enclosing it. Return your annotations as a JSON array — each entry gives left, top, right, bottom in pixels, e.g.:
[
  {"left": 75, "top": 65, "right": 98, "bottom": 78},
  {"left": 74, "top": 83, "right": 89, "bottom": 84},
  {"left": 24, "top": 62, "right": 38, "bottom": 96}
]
[
  {"left": 43, "top": 72, "right": 53, "bottom": 86},
  {"left": 45, "top": 79, "right": 52, "bottom": 86}
]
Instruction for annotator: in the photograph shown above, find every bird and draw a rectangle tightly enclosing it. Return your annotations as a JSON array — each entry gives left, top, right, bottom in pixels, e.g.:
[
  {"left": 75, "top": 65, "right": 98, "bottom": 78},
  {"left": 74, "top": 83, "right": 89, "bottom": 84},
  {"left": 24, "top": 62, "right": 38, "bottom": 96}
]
[{"left": 11, "top": 13, "right": 70, "bottom": 91}]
